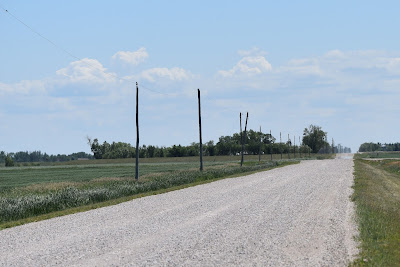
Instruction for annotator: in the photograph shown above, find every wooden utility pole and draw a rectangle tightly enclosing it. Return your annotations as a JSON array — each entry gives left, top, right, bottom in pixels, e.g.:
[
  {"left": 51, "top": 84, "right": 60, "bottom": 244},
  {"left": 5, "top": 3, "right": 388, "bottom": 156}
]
[
  {"left": 299, "top": 136, "right": 301, "bottom": 158},
  {"left": 259, "top": 126, "right": 262, "bottom": 162},
  {"left": 135, "top": 82, "right": 139, "bottom": 181},
  {"left": 270, "top": 130, "right": 273, "bottom": 161},
  {"left": 294, "top": 135, "right": 296, "bottom": 159},
  {"left": 198, "top": 89, "right": 203, "bottom": 171},
  {"left": 241, "top": 112, "right": 248, "bottom": 167},
  {"left": 280, "top": 132, "right": 282, "bottom": 160},
  {"left": 288, "top": 134, "right": 290, "bottom": 159},
  {"left": 240, "top": 113, "right": 243, "bottom": 167},
  {"left": 324, "top": 136, "right": 327, "bottom": 154}
]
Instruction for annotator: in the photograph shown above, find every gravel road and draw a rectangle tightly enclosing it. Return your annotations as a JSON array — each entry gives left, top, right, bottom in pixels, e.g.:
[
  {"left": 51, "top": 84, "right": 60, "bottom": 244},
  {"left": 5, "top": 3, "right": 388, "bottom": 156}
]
[{"left": 0, "top": 156, "right": 358, "bottom": 266}]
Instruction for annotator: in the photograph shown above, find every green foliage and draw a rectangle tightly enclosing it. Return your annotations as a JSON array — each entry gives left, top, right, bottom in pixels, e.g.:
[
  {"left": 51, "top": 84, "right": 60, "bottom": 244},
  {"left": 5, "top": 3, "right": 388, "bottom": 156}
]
[
  {"left": 0, "top": 151, "right": 6, "bottom": 163},
  {"left": 89, "top": 138, "right": 170, "bottom": 159},
  {"left": 88, "top": 128, "right": 319, "bottom": 160},
  {"left": 216, "top": 135, "right": 240, "bottom": 155},
  {"left": 0, "top": 150, "right": 93, "bottom": 163},
  {"left": 5, "top": 156, "right": 14, "bottom": 167},
  {"left": 359, "top": 142, "right": 400, "bottom": 152},
  {"left": 302, "top": 124, "right": 329, "bottom": 153},
  {"left": 167, "top": 145, "right": 187, "bottom": 157}
]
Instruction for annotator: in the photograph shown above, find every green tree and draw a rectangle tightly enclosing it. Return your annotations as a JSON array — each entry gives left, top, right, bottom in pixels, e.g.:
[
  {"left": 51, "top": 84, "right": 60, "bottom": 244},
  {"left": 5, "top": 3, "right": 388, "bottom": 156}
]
[
  {"left": 90, "top": 139, "right": 103, "bottom": 159},
  {"left": 186, "top": 143, "right": 199, "bottom": 156},
  {"left": 358, "top": 142, "right": 381, "bottom": 152},
  {"left": 5, "top": 155, "right": 14, "bottom": 167},
  {"left": 247, "top": 130, "right": 260, "bottom": 155},
  {"left": 0, "top": 151, "right": 6, "bottom": 163},
  {"left": 205, "top": 141, "right": 216, "bottom": 156},
  {"left": 216, "top": 136, "right": 233, "bottom": 155},
  {"left": 146, "top": 145, "right": 156, "bottom": 158},
  {"left": 302, "top": 125, "right": 328, "bottom": 153}
]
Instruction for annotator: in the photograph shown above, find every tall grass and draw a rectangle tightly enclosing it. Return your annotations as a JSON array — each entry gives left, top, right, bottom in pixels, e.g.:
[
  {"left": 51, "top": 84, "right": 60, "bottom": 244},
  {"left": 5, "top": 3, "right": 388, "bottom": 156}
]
[
  {"left": 352, "top": 159, "right": 400, "bottom": 266},
  {"left": 0, "top": 161, "right": 293, "bottom": 223}
]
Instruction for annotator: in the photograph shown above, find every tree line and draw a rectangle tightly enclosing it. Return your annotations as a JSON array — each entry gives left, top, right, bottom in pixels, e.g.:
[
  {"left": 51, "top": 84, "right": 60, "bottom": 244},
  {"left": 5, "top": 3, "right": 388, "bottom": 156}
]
[
  {"left": 1, "top": 124, "right": 338, "bottom": 165},
  {"left": 0, "top": 151, "right": 94, "bottom": 165},
  {"left": 88, "top": 125, "right": 333, "bottom": 159},
  {"left": 358, "top": 142, "right": 400, "bottom": 152}
]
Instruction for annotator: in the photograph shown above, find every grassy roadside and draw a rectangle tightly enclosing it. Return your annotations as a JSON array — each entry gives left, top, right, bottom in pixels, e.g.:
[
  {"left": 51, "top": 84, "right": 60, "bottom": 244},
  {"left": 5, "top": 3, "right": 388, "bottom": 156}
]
[
  {"left": 351, "top": 159, "right": 400, "bottom": 266},
  {"left": 0, "top": 160, "right": 298, "bottom": 230}
]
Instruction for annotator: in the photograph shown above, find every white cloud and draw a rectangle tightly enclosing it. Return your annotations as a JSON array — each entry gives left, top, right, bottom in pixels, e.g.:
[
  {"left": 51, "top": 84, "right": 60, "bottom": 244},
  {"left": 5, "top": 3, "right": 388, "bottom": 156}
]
[
  {"left": 112, "top": 47, "right": 148, "bottom": 66},
  {"left": 140, "top": 67, "right": 193, "bottom": 82},
  {"left": 0, "top": 80, "right": 46, "bottom": 95},
  {"left": 280, "top": 58, "right": 322, "bottom": 76},
  {"left": 319, "top": 50, "right": 399, "bottom": 71},
  {"left": 274, "top": 49, "right": 400, "bottom": 78},
  {"left": 218, "top": 56, "right": 272, "bottom": 77},
  {"left": 56, "top": 58, "right": 116, "bottom": 84},
  {"left": 0, "top": 82, "right": 13, "bottom": 95},
  {"left": 379, "top": 57, "right": 400, "bottom": 74}
]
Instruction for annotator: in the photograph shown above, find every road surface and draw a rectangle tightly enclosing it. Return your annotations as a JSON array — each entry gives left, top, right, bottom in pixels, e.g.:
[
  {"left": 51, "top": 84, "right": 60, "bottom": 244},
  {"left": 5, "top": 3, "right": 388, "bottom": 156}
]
[{"left": 0, "top": 156, "right": 358, "bottom": 266}]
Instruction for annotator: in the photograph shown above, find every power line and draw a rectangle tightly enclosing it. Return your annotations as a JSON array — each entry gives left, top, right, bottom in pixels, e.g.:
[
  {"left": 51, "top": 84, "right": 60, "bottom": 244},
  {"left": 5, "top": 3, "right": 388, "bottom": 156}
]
[
  {"left": 0, "top": 4, "right": 178, "bottom": 97},
  {"left": 0, "top": 4, "right": 80, "bottom": 61},
  {"left": 140, "top": 84, "right": 180, "bottom": 97}
]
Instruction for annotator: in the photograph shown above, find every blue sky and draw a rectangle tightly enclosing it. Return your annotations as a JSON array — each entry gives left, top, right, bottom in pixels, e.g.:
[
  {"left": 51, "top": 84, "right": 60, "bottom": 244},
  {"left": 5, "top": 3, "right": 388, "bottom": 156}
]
[{"left": 1, "top": 1, "right": 400, "bottom": 154}]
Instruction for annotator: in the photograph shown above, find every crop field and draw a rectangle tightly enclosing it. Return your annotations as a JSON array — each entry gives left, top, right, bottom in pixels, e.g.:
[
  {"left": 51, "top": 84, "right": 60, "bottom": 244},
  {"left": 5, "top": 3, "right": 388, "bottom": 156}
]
[
  {"left": 0, "top": 155, "right": 304, "bottom": 228},
  {"left": 352, "top": 158, "right": 400, "bottom": 265},
  {"left": 0, "top": 161, "right": 224, "bottom": 190},
  {"left": 1, "top": 154, "right": 330, "bottom": 191}
]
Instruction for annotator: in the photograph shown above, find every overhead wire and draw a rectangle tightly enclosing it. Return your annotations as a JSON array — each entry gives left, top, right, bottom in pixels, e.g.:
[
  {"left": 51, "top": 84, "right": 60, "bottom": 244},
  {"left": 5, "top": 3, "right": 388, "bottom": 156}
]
[
  {"left": 0, "top": 4, "right": 80, "bottom": 61},
  {"left": 0, "top": 4, "right": 178, "bottom": 97}
]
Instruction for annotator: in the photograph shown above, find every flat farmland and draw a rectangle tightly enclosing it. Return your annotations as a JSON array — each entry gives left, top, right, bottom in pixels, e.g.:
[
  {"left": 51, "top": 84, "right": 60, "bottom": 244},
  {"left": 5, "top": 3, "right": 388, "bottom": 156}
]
[
  {"left": 0, "top": 155, "right": 298, "bottom": 227},
  {"left": 0, "top": 161, "right": 224, "bottom": 190},
  {"left": 1, "top": 154, "right": 324, "bottom": 191}
]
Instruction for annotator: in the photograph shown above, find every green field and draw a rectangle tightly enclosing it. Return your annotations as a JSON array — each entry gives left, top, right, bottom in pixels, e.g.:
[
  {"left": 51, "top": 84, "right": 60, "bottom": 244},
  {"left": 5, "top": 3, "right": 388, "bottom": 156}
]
[
  {"left": 352, "top": 158, "right": 400, "bottom": 266},
  {"left": 0, "top": 155, "right": 303, "bottom": 228},
  {"left": 0, "top": 161, "right": 224, "bottom": 191},
  {"left": 0, "top": 153, "right": 332, "bottom": 192}
]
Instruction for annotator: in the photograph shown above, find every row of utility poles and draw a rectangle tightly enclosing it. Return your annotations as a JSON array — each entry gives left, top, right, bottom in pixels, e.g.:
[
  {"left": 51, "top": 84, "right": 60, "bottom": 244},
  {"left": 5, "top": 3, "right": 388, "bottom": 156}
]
[{"left": 135, "top": 86, "right": 333, "bottom": 180}]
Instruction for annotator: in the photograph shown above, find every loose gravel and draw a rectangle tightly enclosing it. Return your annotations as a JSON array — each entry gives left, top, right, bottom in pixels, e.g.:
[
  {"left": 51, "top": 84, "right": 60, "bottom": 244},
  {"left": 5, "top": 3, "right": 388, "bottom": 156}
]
[{"left": 0, "top": 157, "right": 358, "bottom": 266}]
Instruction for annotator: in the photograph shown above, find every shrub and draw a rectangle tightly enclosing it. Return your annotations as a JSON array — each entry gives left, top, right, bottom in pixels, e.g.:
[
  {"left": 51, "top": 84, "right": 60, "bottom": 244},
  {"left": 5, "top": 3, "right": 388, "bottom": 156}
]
[{"left": 5, "top": 156, "right": 14, "bottom": 167}]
